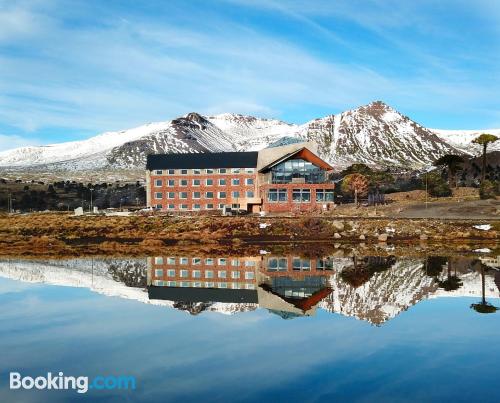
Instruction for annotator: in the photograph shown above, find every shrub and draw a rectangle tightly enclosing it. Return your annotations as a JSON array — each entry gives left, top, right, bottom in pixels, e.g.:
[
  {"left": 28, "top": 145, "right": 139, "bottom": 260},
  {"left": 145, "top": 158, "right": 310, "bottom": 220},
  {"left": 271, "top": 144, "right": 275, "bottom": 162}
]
[
  {"left": 426, "top": 171, "right": 452, "bottom": 197},
  {"left": 479, "top": 180, "right": 498, "bottom": 200}
]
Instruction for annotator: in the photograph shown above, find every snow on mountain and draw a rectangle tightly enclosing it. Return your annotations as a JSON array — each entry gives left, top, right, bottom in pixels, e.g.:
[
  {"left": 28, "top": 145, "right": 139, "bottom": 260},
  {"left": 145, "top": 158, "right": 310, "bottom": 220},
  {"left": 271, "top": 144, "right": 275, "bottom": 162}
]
[
  {"left": 432, "top": 128, "right": 500, "bottom": 154},
  {"left": 206, "top": 113, "right": 296, "bottom": 151},
  {"left": 0, "top": 101, "right": 495, "bottom": 178},
  {"left": 297, "top": 101, "right": 461, "bottom": 168}
]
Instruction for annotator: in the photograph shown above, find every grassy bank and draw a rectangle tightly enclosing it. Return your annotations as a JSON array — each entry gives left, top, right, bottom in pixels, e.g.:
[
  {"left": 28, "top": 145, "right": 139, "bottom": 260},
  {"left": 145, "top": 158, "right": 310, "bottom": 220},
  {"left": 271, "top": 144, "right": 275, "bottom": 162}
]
[{"left": 0, "top": 213, "right": 498, "bottom": 256}]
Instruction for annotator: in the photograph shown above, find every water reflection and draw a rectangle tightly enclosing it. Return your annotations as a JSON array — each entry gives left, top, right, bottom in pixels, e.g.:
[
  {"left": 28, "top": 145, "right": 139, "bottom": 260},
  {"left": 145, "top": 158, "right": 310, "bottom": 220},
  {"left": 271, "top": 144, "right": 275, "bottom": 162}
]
[{"left": 0, "top": 252, "right": 498, "bottom": 325}]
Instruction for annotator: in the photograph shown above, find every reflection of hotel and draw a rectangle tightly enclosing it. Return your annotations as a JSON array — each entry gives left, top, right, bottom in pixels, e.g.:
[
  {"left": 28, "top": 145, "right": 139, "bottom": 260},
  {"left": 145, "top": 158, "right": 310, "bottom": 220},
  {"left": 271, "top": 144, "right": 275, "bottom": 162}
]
[{"left": 147, "top": 254, "right": 336, "bottom": 317}]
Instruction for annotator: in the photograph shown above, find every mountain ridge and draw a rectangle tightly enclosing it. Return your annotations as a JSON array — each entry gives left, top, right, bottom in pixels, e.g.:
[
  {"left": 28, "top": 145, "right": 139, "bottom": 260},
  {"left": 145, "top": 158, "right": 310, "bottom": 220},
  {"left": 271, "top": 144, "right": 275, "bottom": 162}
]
[{"left": 1, "top": 101, "right": 498, "bottom": 179}]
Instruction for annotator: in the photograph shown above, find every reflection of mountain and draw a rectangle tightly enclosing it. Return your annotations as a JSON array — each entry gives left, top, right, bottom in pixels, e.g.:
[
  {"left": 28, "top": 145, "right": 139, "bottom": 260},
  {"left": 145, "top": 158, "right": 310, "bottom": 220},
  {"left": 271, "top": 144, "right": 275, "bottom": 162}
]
[{"left": 0, "top": 256, "right": 498, "bottom": 324}]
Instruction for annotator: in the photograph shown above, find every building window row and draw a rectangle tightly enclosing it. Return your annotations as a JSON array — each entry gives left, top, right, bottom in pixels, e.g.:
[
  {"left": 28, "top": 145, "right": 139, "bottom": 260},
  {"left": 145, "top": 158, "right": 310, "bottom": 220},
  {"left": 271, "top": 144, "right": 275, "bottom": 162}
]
[
  {"left": 153, "top": 269, "right": 255, "bottom": 280},
  {"left": 154, "top": 178, "right": 254, "bottom": 187},
  {"left": 154, "top": 191, "right": 254, "bottom": 199},
  {"left": 152, "top": 280, "right": 256, "bottom": 289},
  {"left": 154, "top": 257, "right": 252, "bottom": 266},
  {"left": 153, "top": 168, "right": 255, "bottom": 175}
]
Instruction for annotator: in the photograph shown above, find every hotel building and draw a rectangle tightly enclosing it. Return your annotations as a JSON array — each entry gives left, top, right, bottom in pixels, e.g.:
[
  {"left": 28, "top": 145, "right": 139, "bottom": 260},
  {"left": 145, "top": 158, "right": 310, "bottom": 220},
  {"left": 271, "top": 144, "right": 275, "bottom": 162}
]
[{"left": 145, "top": 142, "right": 335, "bottom": 213}]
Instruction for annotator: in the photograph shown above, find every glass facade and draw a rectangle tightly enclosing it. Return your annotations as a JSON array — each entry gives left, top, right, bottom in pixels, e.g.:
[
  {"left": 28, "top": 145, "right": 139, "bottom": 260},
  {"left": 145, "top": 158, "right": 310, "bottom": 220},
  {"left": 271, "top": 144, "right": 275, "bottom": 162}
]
[{"left": 270, "top": 159, "right": 326, "bottom": 184}]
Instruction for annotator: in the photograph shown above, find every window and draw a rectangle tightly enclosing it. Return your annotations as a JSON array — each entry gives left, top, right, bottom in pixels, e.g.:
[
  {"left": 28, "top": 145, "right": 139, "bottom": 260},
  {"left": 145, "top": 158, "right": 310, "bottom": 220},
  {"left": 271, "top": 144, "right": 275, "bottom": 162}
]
[
  {"left": 218, "top": 282, "right": 228, "bottom": 288},
  {"left": 193, "top": 169, "right": 201, "bottom": 175},
  {"left": 192, "top": 179, "right": 201, "bottom": 186},
  {"left": 192, "top": 258, "right": 201, "bottom": 265},
  {"left": 292, "top": 257, "right": 311, "bottom": 271},
  {"left": 218, "top": 258, "right": 227, "bottom": 266},
  {"left": 205, "top": 270, "right": 214, "bottom": 278},
  {"left": 205, "top": 191, "right": 214, "bottom": 199},
  {"left": 193, "top": 281, "right": 202, "bottom": 288},
  {"left": 192, "top": 270, "right": 201, "bottom": 278},
  {"left": 205, "top": 258, "right": 214, "bottom": 265},
  {"left": 219, "top": 168, "right": 227, "bottom": 174},
  {"left": 180, "top": 281, "right": 190, "bottom": 287},
  {"left": 231, "top": 259, "right": 240, "bottom": 267},
  {"left": 167, "top": 179, "right": 175, "bottom": 187},
  {"left": 206, "top": 203, "right": 214, "bottom": 209},
  {"left": 231, "top": 283, "right": 240, "bottom": 289},
  {"left": 181, "top": 169, "right": 188, "bottom": 175},
  {"left": 167, "top": 257, "right": 175, "bottom": 265},
  {"left": 167, "top": 192, "right": 175, "bottom": 199},
  {"left": 270, "top": 158, "right": 326, "bottom": 184},
  {"left": 218, "top": 192, "right": 226, "bottom": 199},
  {"left": 180, "top": 179, "right": 188, "bottom": 186},
  {"left": 180, "top": 257, "right": 188, "bottom": 265},
  {"left": 232, "top": 191, "right": 240, "bottom": 198},
  {"left": 180, "top": 192, "right": 188, "bottom": 199},
  {"left": 219, "top": 179, "right": 227, "bottom": 186},
  {"left": 180, "top": 270, "right": 188, "bottom": 278},
  {"left": 155, "top": 269, "right": 163, "bottom": 277},
  {"left": 245, "top": 271, "right": 255, "bottom": 280},
  {"left": 317, "top": 258, "right": 334, "bottom": 271},
  {"left": 154, "top": 179, "right": 162, "bottom": 187},
  {"left": 245, "top": 178, "right": 254, "bottom": 185},
  {"left": 232, "top": 168, "right": 240, "bottom": 173},
  {"left": 316, "top": 189, "right": 334, "bottom": 202},
  {"left": 231, "top": 271, "right": 240, "bottom": 279},
  {"left": 232, "top": 178, "right": 240, "bottom": 186},
  {"left": 218, "top": 203, "right": 225, "bottom": 209},
  {"left": 168, "top": 204, "right": 175, "bottom": 209},
  {"left": 167, "top": 281, "right": 176, "bottom": 287},
  {"left": 246, "top": 191, "right": 254, "bottom": 198},
  {"left": 245, "top": 261, "right": 256, "bottom": 267},
  {"left": 205, "top": 282, "right": 215, "bottom": 288},
  {"left": 206, "top": 169, "right": 214, "bottom": 174},
  {"left": 246, "top": 284, "right": 255, "bottom": 290},
  {"left": 245, "top": 168, "right": 255, "bottom": 174},
  {"left": 232, "top": 204, "right": 240, "bottom": 209},
  {"left": 193, "top": 204, "right": 201, "bottom": 210},
  {"left": 167, "top": 169, "right": 175, "bottom": 175},
  {"left": 154, "top": 170, "right": 163, "bottom": 175},
  {"left": 193, "top": 192, "right": 201, "bottom": 199},
  {"left": 267, "top": 188, "right": 287, "bottom": 202},
  {"left": 155, "top": 204, "right": 162, "bottom": 209},
  {"left": 218, "top": 270, "right": 226, "bottom": 278},
  {"left": 206, "top": 179, "right": 213, "bottom": 186},
  {"left": 268, "top": 257, "right": 288, "bottom": 271},
  {"left": 292, "top": 189, "right": 311, "bottom": 203},
  {"left": 180, "top": 204, "right": 188, "bottom": 209},
  {"left": 154, "top": 192, "right": 163, "bottom": 200},
  {"left": 167, "top": 269, "right": 176, "bottom": 277}
]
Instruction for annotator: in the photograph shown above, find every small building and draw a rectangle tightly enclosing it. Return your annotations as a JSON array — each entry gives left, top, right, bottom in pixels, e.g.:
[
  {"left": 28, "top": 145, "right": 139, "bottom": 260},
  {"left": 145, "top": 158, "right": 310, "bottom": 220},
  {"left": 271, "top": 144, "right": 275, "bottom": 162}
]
[{"left": 145, "top": 142, "right": 335, "bottom": 213}]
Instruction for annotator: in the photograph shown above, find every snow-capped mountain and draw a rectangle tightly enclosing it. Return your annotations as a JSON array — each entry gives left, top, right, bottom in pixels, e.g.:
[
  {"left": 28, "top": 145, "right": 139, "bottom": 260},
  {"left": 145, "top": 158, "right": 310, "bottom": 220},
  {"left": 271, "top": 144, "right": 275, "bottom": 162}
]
[
  {"left": 0, "top": 101, "right": 496, "bottom": 178},
  {"left": 432, "top": 128, "right": 500, "bottom": 154}
]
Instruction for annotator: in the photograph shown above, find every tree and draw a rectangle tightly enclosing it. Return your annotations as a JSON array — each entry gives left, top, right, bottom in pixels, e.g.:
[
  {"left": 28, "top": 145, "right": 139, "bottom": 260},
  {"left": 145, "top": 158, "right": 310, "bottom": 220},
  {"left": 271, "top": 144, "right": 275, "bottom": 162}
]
[
  {"left": 433, "top": 154, "right": 464, "bottom": 188},
  {"left": 472, "top": 133, "right": 499, "bottom": 182},
  {"left": 341, "top": 173, "right": 369, "bottom": 205},
  {"left": 426, "top": 171, "right": 452, "bottom": 197},
  {"left": 479, "top": 180, "right": 497, "bottom": 200},
  {"left": 471, "top": 263, "right": 498, "bottom": 314}
]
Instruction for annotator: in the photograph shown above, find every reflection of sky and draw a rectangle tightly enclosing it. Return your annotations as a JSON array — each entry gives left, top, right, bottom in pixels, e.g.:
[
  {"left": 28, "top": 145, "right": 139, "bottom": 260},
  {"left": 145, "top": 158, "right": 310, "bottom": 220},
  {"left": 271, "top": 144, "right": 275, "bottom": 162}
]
[{"left": 0, "top": 277, "right": 499, "bottom": 403}]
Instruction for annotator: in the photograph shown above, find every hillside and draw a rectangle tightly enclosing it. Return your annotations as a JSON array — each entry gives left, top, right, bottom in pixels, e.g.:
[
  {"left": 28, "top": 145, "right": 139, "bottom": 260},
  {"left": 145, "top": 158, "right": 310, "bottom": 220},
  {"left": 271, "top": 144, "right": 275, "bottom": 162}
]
[{"left": 0, "top": 101, "right": 496, "bottom": 180}]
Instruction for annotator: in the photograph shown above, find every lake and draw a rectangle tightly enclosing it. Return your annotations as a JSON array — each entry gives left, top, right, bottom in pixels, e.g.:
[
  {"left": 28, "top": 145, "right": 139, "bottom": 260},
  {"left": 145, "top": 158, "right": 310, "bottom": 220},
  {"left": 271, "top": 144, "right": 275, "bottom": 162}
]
[{"left": 0, "top": 250, "right": 499, "bottom": 402}]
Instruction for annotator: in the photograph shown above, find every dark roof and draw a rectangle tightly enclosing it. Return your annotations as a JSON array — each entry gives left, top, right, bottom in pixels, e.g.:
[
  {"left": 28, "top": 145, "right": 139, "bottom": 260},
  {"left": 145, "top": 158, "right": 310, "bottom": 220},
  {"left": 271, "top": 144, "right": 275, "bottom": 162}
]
[
  {"left": 146, "top": 152, "right": 259, "bottom": 170},
  {"left": 148, "top": 286, "right": 258, "bottom": 303}
]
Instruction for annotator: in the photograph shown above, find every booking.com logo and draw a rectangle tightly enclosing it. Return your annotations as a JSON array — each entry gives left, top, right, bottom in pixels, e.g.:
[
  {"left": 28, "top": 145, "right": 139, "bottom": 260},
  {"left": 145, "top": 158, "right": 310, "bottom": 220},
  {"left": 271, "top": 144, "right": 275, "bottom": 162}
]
[{"left": 10, "top": 372, "right": 136, "bottom": 394}]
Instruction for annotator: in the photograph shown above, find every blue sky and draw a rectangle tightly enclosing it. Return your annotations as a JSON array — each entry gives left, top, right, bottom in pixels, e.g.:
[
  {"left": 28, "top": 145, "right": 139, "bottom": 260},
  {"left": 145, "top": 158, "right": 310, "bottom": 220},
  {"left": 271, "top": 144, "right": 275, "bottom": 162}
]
[{"left": 0, "top": 0, "right": 499, "bottom": 151}]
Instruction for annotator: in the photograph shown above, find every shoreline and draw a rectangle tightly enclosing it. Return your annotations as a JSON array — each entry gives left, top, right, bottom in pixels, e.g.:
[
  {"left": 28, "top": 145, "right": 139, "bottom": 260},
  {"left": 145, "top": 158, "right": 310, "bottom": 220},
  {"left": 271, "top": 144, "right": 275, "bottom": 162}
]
[{"left": 0, "top": 213, "right": 498, "bottom": 257}]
